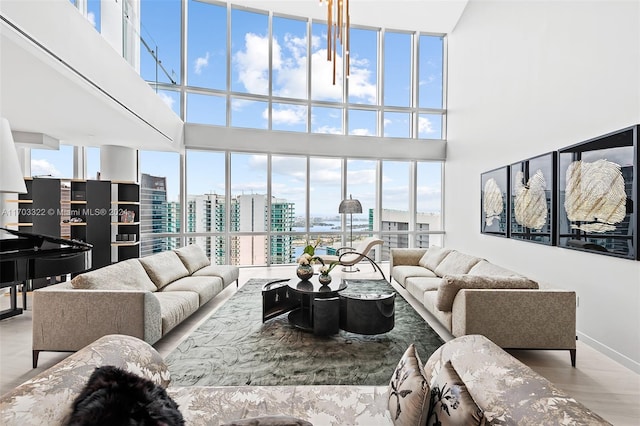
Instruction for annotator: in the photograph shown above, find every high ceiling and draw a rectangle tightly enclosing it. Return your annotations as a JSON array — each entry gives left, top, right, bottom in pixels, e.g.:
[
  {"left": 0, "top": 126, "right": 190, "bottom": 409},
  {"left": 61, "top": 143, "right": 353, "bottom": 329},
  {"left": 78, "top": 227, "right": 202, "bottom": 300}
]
[
  {"left": 228, "top": 1, "right": 468, "bottom": 33},
  {"left": 0, "top": 1, "right": 467, "bottom": 151}
]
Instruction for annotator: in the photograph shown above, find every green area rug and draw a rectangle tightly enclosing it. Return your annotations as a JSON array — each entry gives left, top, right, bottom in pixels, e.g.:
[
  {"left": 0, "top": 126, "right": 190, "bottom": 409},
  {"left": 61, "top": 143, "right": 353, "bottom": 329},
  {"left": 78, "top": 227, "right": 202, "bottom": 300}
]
[{"left": 165, "top": 278, "right": 444, "bottom": 386}]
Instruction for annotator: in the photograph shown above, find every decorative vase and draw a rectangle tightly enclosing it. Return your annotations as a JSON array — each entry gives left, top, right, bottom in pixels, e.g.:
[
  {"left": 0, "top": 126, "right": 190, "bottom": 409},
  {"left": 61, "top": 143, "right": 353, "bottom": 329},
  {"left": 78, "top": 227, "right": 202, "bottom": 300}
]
[
  {"left": 318, "top": 273, "right": 332, "bottom": 285},
  {"left": 296, "top": 264, "right": 314, "bottom": 280}
]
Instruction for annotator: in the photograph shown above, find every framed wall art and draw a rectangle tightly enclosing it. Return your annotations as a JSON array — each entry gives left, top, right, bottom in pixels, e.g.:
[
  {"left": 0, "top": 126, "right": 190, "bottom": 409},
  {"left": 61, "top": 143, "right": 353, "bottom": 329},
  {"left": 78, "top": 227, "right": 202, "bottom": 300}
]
[
  {"left": 481, "top": 165, "right": 510, "bottom": 237},
  {"left": 509, "top": 152, "right": 557, "bottom": 245},
  {"left": 557, "top": 125, "right": 638, "bottom": 260}
]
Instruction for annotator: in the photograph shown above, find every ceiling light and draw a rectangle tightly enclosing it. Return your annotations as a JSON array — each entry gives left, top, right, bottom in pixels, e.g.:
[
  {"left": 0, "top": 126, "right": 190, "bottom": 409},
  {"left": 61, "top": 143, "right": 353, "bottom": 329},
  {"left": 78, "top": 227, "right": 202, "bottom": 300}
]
[{"left": 320, "top": 0, "right": 350, "bottom": 85}]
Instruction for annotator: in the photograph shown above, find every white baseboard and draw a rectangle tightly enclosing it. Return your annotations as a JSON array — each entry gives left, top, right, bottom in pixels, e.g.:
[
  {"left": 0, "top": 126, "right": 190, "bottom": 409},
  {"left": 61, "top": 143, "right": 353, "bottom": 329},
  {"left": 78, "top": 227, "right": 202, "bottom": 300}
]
[{"left": 578, "top": 331, "right": 640, "bottom": 374}]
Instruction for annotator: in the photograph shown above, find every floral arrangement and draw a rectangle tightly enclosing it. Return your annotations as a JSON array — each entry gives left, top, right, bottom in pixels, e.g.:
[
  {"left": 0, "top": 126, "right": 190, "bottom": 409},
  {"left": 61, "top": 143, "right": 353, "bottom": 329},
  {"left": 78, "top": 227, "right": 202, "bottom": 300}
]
[
  {"left": 297, "top": 253, "right": 324, "bottom": 266},
  {"left": 319, "top": 261, "right": 339, "bottom": 276}
]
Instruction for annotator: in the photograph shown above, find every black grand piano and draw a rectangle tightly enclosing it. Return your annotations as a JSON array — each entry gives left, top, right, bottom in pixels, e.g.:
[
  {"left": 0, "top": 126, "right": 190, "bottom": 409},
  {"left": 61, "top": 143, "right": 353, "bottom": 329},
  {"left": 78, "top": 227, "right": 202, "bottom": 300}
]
[{"left": 0, "top": 227, "right": 92, "bottom": 320}]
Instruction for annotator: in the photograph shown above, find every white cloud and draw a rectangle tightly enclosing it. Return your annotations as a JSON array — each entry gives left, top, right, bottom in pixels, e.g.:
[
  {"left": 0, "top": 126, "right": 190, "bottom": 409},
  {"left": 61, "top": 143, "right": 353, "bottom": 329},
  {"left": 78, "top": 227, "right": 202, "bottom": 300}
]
[
  {"left": 383, "top": 118, "right": 392, "bottom": 127},
  {"left": 233, "top": 31, "right": 376, "bottom": 106},
  {"left": 158, "top": 92, "right": 175, "bottom": 110},
  {"left": 31, "top": 159, "right": 60, "bottom": 177},
  {"left": 350, "top": 128, "right": 372, "bottom": 136},
  {"left": 270, "top": 105, "right": 307, "bottom": 125},
  {"left": 347, "top": 169, "right": 375, "bottom": 185},
  {"left": 233, "top": 33, "right": 270, "bottom": 95},
  {"left": 194, "top": 52, "right": 210, "bottom": 75},
  {"left": 313, "top": 125, "right": 342, "bottom": 135},
  {"left": 87, "top": 12, "right": 96, "bottom": 27},
  {"left": 418, "top": 116, "right": 434, "bottom": 134}
]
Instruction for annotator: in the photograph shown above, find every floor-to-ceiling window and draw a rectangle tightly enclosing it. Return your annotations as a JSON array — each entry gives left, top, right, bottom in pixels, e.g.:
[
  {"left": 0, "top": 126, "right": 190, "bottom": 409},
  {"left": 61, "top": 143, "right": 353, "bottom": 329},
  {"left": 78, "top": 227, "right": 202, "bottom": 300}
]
[{"left": 61, "top": 0, "right": 447, "bottom": 265}]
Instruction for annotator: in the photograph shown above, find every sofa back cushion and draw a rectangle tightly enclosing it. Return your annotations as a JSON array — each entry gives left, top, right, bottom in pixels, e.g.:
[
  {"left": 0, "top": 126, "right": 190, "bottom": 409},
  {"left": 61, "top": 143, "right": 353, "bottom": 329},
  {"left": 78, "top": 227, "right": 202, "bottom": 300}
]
[
  {"left": 436, "top": 274, "right": 539, "bottom": 312},
  {"left": 433, "top": 252, "right": 482, "bottom": 277},
  {"left": 468, "top": 260, "right": 521, "bottom": 278},
  {"left": 71, "top": 259, "right": 157, "bottom": 292},
  {"left": 418, "top": 246, "right": 453, "bottom": 271},
  {"left": 174, "top": 244, "right": 211, "bottom": 274},
  {"left": 139, "top": 251, "right": 190, "bottom": 290}
]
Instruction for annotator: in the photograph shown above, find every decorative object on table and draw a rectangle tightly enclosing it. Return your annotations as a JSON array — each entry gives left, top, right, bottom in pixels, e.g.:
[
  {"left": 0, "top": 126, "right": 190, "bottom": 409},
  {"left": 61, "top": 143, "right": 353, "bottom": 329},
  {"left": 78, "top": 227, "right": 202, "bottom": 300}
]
[
  {"left": 0, "top": 117, "right": 27, "bottom": 194},
  {"left": 318, "top": 261, "right": 338, "bottom": 285},
  {"left": 558, "top": 125, "right": 638, "bottom": 259},
  {"left": 509, "top": 152, "right": 557, "bottom": 245},
  {"left": 480, "top": 166, "right": 509, "bottom": 237},
  {"left": 296, "top": 253, "right": 324, "bottom": 281},
  {"left": 338, "top": 194, "right": 362, "bottom": 271}
]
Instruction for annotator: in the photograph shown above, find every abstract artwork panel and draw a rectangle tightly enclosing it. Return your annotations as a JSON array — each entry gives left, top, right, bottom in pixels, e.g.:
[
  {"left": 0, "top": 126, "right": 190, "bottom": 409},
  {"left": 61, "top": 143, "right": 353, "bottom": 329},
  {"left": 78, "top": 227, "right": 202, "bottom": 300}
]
[
  {"left": 481, "top": 166, "right": 509, "bottom": 237},
  {"left": 558, "top": 125, "right": 638, "bottom": 259},
  {"left": 509, "top": 152, "right": 557, "bottom": 245}
]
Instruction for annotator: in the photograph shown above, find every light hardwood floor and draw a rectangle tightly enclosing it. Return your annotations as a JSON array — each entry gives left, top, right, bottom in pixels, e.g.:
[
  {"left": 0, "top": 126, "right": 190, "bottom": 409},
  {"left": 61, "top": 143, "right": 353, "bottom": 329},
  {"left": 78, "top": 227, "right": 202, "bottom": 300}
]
[{"left": 1, "top": 264, "right": 638, "bottom": 425}]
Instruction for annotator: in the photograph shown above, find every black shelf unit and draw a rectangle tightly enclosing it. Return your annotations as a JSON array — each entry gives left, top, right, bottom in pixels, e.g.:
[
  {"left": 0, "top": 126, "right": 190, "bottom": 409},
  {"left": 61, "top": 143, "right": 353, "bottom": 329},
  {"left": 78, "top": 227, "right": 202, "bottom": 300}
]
[
  {"left": 66, "top": 180, "right": 111, "bottom": 270},
  {"left": 111, "top": 181, "right": 140, "bottom": 262},
  {"left": 14, "top": 178, "right": 61, "bottom": 236}
]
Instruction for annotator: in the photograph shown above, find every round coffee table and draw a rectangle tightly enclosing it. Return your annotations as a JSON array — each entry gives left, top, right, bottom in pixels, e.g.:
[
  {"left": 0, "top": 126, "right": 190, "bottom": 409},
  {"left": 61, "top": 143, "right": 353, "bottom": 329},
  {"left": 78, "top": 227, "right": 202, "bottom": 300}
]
[{"left": 287, "top": 278, "right": 347, "bottom": 333}]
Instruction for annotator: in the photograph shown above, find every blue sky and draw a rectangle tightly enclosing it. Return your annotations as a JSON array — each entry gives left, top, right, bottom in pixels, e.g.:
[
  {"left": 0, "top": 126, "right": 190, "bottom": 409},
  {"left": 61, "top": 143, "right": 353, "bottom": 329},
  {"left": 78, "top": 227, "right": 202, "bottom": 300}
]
[{"left": 34, "top": 0, "right": 443, "bottom": 217}]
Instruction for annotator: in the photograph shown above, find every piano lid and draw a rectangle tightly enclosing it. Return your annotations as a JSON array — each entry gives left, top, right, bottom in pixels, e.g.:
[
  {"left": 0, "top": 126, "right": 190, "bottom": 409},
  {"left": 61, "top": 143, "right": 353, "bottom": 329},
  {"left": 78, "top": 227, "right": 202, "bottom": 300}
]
[{"left": 0, "top": 227, "right": 92, "bottom": 256}]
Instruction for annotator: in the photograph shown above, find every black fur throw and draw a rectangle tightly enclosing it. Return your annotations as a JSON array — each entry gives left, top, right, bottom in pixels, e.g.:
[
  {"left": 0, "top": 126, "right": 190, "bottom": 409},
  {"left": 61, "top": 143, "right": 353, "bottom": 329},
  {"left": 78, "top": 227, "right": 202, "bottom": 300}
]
[{"left": 65, "top": 366, "right": 184, "bottom": 426}]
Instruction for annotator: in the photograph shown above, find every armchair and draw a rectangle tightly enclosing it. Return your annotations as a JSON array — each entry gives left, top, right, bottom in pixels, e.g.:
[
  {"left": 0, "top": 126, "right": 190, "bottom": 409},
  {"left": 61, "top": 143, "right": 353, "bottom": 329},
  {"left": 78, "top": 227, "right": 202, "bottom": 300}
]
[{"left": 320, "top": 237, "right": 386, "bottom": 279}]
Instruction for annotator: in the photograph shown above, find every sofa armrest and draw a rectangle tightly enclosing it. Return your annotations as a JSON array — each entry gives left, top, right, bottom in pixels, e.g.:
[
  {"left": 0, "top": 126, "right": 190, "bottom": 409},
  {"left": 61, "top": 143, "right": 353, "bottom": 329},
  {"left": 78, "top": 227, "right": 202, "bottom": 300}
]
[
  {"left": 451, "top": 289, "right": 576, "bottom": 350},
  {"left": 32, "top": 283, "right": 162, "bottom": 354},
  {"left": 1, "top": 335, "right": 169, "bottom": 426},
  {"left": 389, "top": 248, "right": 427, "bottom": 272}
]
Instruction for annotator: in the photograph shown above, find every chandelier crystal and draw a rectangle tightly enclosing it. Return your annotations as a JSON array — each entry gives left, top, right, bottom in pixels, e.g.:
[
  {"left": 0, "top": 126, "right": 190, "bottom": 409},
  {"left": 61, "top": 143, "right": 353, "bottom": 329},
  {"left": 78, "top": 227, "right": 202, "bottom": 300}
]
[{"left": 320, "top": 0, "right": 350, "bottom": 85}]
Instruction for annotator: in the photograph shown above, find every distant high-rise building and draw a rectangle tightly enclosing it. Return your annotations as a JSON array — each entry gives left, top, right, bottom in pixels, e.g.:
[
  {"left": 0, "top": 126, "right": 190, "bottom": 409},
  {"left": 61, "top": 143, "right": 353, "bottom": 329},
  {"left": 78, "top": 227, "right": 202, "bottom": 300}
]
[
  {"left": 379, "top": 209, "right": 441, "bottom": 258},
  {"left": 140, "top": 173, "right": 169, "bottom": 256}
]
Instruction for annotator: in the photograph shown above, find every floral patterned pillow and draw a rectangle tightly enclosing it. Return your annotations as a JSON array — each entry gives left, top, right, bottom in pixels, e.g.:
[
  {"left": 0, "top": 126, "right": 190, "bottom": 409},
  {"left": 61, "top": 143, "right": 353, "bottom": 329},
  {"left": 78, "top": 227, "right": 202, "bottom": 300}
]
[
  {"left": 388, "top": 344, "right": 431, "bottom": 426},
  {"left": 427, "top": 360, "right": 485, "bottom": 425}
]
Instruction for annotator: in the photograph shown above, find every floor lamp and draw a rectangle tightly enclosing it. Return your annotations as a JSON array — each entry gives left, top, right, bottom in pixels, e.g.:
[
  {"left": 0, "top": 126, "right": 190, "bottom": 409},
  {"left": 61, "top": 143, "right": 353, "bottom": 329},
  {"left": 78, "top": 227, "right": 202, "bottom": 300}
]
[{"left": 338, "top": 194, "right": 362, "bottom": 272}]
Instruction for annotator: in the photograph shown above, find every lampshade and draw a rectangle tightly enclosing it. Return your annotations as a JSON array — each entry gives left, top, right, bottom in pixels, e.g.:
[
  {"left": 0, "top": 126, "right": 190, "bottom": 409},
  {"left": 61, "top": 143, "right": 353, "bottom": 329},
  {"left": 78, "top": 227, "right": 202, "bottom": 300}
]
[
  {"left": 339, "top": 194, "right": 362, "bottom": 214},
  {"left": 0, "top": 118, "right": 27, "bottom": 194}
]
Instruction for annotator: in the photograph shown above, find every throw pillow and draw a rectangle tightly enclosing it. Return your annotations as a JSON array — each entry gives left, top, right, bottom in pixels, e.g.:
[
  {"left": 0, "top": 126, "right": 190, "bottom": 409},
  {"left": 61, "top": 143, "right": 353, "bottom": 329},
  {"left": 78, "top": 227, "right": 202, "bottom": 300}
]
[
  {"left": 70, "top": 259, "right": 157, "bottom": 292},
  {"left": 66, "top": 365, "right": 184, "bottom": 426},
  {"left": 388, "top": 344, "right": 431, "bottom": 426},
  {"left": 434, "top": 252, "right": 483, "bottom": 277},
  {"left": 221, "top": 416, "right": 313, "bottom": 426},
  {"left": 427, "top": 360, "right": 484, "bottom": 426},
  {"left": 418, "top": 246, "right": 453, "bottom": 271},
  {"left": 436, "top": 274, "right": 539, "bottom": 312},
  {"left": 174, "top": 244, "right": 211, "bottom": 274},
  {"left": 139, "top": 250, "right": 190, "bottom": 290}
]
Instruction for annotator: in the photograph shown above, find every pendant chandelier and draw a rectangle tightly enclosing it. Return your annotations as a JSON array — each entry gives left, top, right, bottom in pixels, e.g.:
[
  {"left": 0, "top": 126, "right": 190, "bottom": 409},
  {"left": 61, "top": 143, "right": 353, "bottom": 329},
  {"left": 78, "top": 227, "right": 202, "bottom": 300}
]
[{"left": 320, "top": 0, "right": 350, "bottom": 85}]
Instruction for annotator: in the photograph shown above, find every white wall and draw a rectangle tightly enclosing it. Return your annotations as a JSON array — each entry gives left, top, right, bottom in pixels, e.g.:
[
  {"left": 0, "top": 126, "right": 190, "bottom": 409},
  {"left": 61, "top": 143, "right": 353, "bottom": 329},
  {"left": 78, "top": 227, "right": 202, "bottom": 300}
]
[{"left": 446, "top": 0, "right": 640, "bottom": 372}]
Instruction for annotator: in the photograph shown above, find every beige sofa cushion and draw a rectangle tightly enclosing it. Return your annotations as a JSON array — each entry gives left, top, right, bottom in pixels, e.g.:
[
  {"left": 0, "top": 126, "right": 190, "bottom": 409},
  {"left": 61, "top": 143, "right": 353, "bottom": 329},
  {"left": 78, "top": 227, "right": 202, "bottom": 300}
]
[
  {"left": 405, "top": 277, "right": 442, "bottom": 301},
  {"left": 418, "top": 246, "right": 453, "bottom": 271},
  {"left": 139, "top": 251, "right": 190, "bottom": 290},
  {"left": 154, "top": 291, "right": 200, "bottom": 334},
  {"left": 434, "top": 252, "right": 482, "bottom": 277},
  {"left": 436, "top": 274, "right": 538, "bottom": 312},
  {"left": 468, "top": 260, "right": 522, "bottom": 278},
  {"left": 71, "top": 259, "right": 156, "bottom": 292},
  {"left": 392, "top": 265, "right": 438, "bottom": 287},
  {"left": 174, "top": 245, "right": 210, "bottom": 274},
  {"left": 192, "top": 264, "right": 240, "bottom": 287},
  {"left": 161, "top": 276, "right": 223, "bottom": 306}
]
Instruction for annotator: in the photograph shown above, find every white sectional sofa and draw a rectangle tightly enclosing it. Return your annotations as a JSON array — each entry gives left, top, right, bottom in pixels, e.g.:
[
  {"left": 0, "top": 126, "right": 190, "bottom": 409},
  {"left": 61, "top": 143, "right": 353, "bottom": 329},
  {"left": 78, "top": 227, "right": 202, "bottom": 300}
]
[
  {"left": 31, "top": 245, "right": 239, "bottom": 367},
  {"left": 390, "top": 246, "right": 578, "bottom": 366}
]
